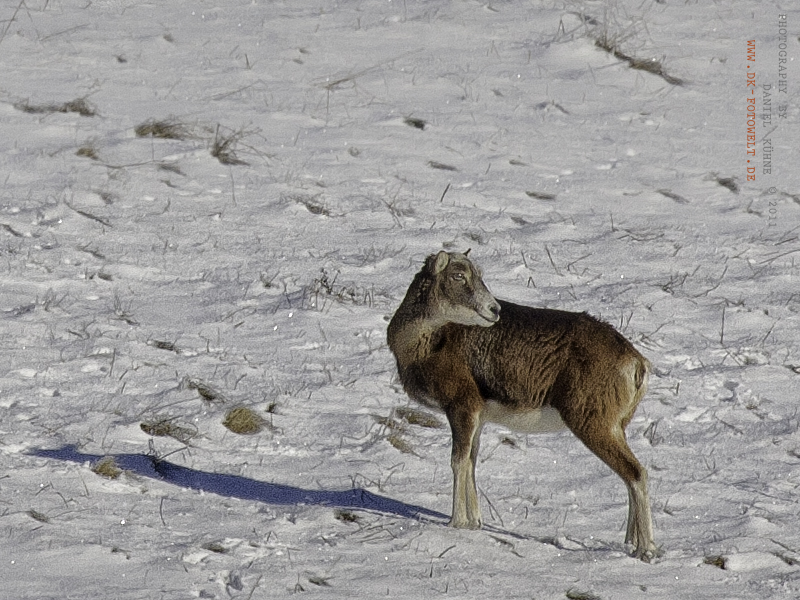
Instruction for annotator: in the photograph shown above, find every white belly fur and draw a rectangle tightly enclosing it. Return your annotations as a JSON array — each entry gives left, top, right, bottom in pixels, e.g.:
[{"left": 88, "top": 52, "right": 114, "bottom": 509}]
[{"left": 482, "top": 401, "right": 567, "bottom": 434}]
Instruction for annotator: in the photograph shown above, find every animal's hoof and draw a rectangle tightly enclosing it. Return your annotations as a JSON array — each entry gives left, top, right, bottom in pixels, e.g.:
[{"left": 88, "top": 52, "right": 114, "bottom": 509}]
[
  {"left": 633, "top": 544, "right": 662, "bottom": 563},
  {"left": 448, "top": 519, "right": 482, "bottom": 530}
]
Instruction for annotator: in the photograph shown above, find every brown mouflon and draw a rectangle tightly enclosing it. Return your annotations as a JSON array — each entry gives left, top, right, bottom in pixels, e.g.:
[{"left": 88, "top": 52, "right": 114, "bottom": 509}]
[{"left": 387, "top": 251, "right": 657, "bottom": 561}]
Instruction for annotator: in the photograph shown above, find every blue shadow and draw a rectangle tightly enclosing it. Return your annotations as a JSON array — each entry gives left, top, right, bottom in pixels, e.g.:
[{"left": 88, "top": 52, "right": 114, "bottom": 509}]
[{"left": 31, "top": 445, "right": 449, "bottom": 523}]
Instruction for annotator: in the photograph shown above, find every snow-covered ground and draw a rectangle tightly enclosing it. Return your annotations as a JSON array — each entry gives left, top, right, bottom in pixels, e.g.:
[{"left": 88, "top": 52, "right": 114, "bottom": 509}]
[{"left": 1, "top": 0, "right": 799, "bottom": 598}]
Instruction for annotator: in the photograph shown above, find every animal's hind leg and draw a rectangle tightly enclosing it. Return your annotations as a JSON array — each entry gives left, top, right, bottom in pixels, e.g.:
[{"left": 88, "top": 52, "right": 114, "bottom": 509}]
[
  {"left": 625, "top": 475, "right": 653, "bottom": 550},
  {"left": 569, "top": 421, "right": 657, "bottom": 561},
  {"left": 447, "top": 408, "right": 483, "bottom": 529}
]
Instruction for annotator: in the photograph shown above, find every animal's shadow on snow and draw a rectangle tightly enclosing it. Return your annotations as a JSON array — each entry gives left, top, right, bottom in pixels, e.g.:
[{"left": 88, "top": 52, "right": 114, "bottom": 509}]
[
  {"left": 32, "top": 446, "right": 621, "bottom": 545},
  {"left": 31, "top": 444, "right": 450, "bottom": 524}
]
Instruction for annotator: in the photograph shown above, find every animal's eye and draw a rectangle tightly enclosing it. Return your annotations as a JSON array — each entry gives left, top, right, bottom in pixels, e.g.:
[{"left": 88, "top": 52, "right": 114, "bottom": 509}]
[{"left": 451, "top": 272, "right": 465, "bottom": 282}]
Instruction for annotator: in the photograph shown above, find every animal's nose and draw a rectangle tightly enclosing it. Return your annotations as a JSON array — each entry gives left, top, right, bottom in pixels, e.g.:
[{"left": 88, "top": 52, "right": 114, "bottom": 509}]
[{"left": 489, "top": 303, "right": 500, "bottom": 318}]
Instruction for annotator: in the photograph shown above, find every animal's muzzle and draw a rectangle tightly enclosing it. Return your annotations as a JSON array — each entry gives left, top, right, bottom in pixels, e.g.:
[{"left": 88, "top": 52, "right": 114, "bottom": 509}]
[{"left": 479, "top": 299, "right": 501, "bottom": 323}]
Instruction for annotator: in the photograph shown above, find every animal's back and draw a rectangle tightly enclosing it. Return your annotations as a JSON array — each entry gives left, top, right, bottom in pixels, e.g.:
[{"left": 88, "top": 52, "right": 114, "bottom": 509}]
[{"left": 451, "top": 300, "right": 647, "bottom": 413}]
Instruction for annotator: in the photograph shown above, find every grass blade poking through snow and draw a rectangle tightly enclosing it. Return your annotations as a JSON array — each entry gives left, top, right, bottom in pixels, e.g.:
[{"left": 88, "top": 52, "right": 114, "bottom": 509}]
[
  {"left": 211, "top": 124, "right": 249, "bottom": 165},
  {"left": 594, "top": 32, "right": 684, "bottom": 86}
]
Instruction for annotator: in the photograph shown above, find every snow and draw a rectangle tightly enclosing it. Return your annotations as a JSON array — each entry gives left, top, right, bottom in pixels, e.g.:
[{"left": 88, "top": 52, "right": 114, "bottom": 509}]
[{"left": 1, "top": 0, "right": 799, "bottom": 598}]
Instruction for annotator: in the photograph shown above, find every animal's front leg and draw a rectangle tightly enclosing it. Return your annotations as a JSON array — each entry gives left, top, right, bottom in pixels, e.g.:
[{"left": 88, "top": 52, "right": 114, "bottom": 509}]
[{"left": 448, "top": 408, "right": 483, "bottom": 529}]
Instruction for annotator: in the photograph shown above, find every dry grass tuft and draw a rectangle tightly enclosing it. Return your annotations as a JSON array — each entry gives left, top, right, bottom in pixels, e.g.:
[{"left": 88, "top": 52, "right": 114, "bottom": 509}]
[
  {"left": 526, "top": 190, "right": 557, "bottom": 200},
  {"left": 158, "top": 162, "right": 184, "bottom": 175},
  {"left": 387, "top": 432, "right": 415, "bottom": 455},
  {"left": 595, "top": 34, "right": 683, "bottom": 86},
  {"left": 703, "top": 555, "right": 727, "bottom": 570},
  {"left": 15, "top": 97, "right": 97, "bottom": 117},
  {"left": 134, "top": 118, "right": 194, "bottom": 140},
  {"left": 334, "top": 509, "right": 360, "bottom": 523},
  {"left": 428, "top": 160, "right": 458, "bottom": 171},
  {"left": 140, "top": 418, "right": 198, "bottom": 444},
  {"left": 500, "top": 436, "right": 519, "bottom": 448},
  {"left": 211, "top": 124, "right": 249, "bottom": 165},
  {"left": 305, "top": 268, "right": 375, "bottom": 309},
  {"left": 76, "top": 142, "right": 100, "bottom": 160},
  {"left": 656, "top": 189, "right": 689, "bottom": 204},
  {"left": 27, "top": 509, "right": 51, "bottom": 523},
  {"left": 714, "top": 175, "right": 739, "bottom": 194},
  {"left": 307, "top": 575, "right": 333, "bottom": 587},
  {"left": 62, "top": 98, "right": 97, "bottom": 116},
  {"left": 404, "top": 116, "right": 427, "bottom": 130},
  {"left": 133, "top": 119, "right": 263, "bottom": 165},
  {"left": 147, "top": 339, "right": 180, "bottom": 353},
  {"left": 185, "top": 377, "right": 227, "bottom": 404},
  {"left": 111, "top": 546, "right": 131, "bottom": 559},
  {"left": 201, "top": 541, "right": 230, "bottom": 554},
  {"left": 395, "top": 406, "right": 443, "bottom": 429},
  {"left": 374, "top": 414, "right": 417, "bottom": 455},
  {"left": 223, "top": 406, "right": 266, "bottom": 435},
  {"left": 295, "top": 195, "right": 330, "bottom": 216},
  {"left": 92, "top": 456, "right": 124, "bottom": 479}
]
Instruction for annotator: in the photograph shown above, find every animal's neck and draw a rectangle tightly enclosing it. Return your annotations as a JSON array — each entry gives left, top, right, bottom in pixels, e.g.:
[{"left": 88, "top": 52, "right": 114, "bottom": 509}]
[{"left": 391, "top": 315, "right": 444, "bottom": 365}]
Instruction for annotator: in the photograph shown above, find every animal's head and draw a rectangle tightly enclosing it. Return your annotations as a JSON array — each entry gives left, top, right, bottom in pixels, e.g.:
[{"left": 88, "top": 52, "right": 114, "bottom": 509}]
[{"left": 425, "top": 250, "right": 501, "bottom": 327}]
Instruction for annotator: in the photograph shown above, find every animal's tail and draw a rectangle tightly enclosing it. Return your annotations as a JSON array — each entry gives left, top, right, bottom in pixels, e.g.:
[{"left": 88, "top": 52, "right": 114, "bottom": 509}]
[{"left": 633, "top": 357, "right": 650, "bottom": 399}]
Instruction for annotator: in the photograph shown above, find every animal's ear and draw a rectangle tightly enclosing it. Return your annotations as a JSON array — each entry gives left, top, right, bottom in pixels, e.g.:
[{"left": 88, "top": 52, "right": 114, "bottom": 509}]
[{"left": 432, "top": 251, "right": 450, "bottom": 274}]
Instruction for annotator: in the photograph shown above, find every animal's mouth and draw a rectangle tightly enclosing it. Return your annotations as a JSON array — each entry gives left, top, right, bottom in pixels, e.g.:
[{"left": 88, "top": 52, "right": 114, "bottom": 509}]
[{"left": 477, "top": 307, "right": 501, "bottom": 325}]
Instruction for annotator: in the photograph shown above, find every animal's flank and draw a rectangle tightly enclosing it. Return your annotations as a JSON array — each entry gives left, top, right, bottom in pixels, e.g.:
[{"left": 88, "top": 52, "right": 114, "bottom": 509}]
[{"left": 387, "top": 251, "right": 658, "bottom": 561}]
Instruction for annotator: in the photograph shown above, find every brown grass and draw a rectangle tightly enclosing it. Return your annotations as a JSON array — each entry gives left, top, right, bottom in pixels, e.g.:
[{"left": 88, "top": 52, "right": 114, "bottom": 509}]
[
  {"left": 76, "top": 143, "right": 100, "bottom": 160},
  {"left": 427, "top": 160, "right": 458, "bottom": 171},
  {"left": 223, "top": 406, "right": 266, "bottom": 435},
  {"left": 27, "top": 509, "right": 51, "bottom": 523},
  {"left": 404, "top": 117, "right": 427, "bottom": 130},
  {"left": 288, "top": 194, "right": 329, "bottom": 216},
  {"left": 211, "top": 124, "right": 249, "bottom": 165},
  {"left": 140, "top": 419, "right": 198, "bottom": 444},
  {"left": 333, "top": 509, "right": 360, "bottom": 523},
  {"left": 395, "top": 406, "right": 443, "bottom": 429},
  {"left": 15, "top": 97, "right": 97, "bottom": 117},
  {"left": 185, "top": 377, "right": 227, "bottom": 404},
  {"left": 201, "top": 541, "right": 230, "bottom": 554},
  {"left": 374, "top": 413, "right": 419, "bottom": 455},
  {"left": 525, "top": 191, "right": 557, "bottom": 200},
  {"left": 595, "top": 34, "right": 683, "bottom": 86},
  {"left": 134, "top": 118, "right": 193, "bottom": 140},
  {"left": 92, "top": 456, "right": 123, "bottom": 479},
  {"left": 703, "top": 555, "right": 727, "bottom": 570}
]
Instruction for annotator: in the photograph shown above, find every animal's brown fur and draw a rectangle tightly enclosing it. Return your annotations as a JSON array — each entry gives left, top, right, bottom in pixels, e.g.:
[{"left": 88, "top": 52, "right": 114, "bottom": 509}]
[{"left": 387, "top": 251, "right": 658, "bottom": 561}]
